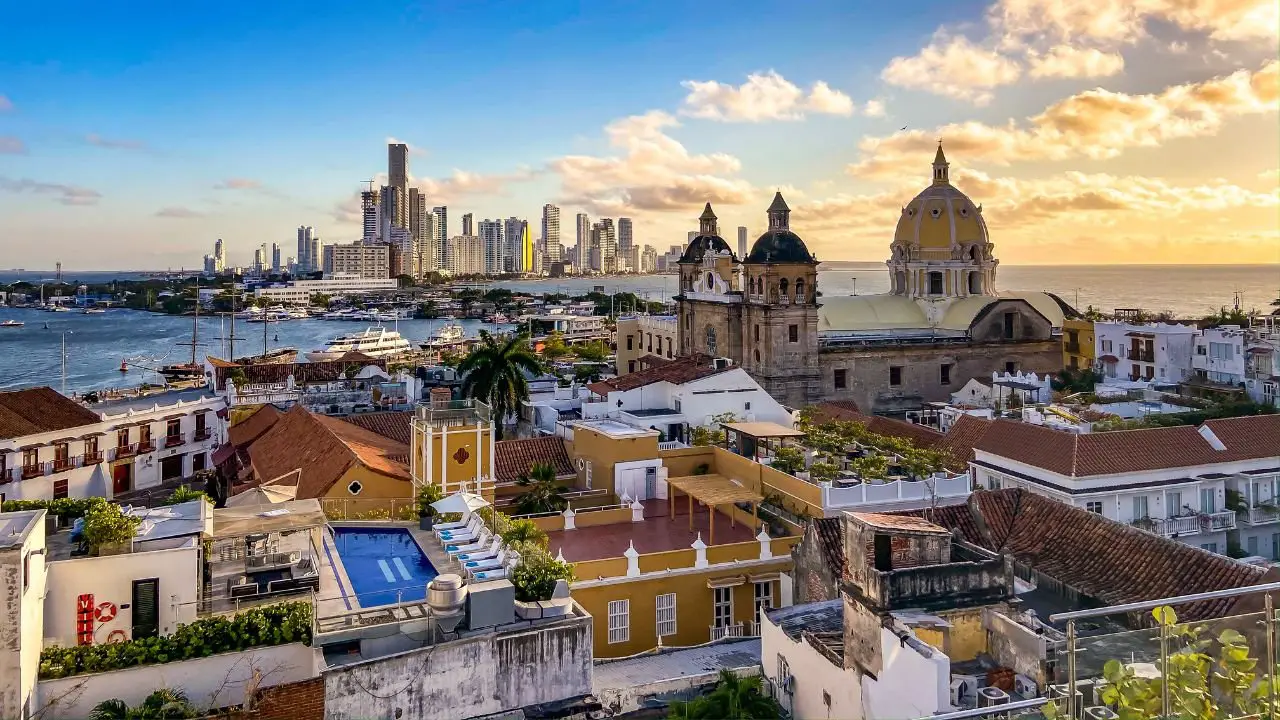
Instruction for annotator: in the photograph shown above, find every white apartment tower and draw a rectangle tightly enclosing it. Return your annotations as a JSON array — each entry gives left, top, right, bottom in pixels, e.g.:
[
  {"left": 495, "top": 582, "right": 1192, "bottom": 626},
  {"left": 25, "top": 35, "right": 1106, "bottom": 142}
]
[
  {"left": 433, "top": 206, "right": 448, "bottom": 270},
  {"left": 737, "top": 226, "right": 748, "bottom": 259},
  {"left": 503, "top": 217, "right": 526, "bottom": 273},
  {"left": 213, "top": 238, "right": 226, "bottom": 272},
  {"left": 271, "top": 243, "right": 282, "bottom": 273},
  {"left": 450, "top": 235, "right": 485, "bottom": 275},
  {"left": 542, "top": 204, "right": 562, "bottom": 263},
  {"left": 590, "top": 219, "right": 617, "bottom": 273},
  {"left": 575, "top": 213, "right": 590, "bottom": 254},
  {"left": 388, "top": 142, "right": 409, "bottom": 198},
  {"left": 618, "top": 217, "right": 634, "bottom": 272},
  {"left": 461, "top": 213, "right": 474, "bottom": 236},
  {"left": 478, "top": 219, "right": 504, "bottom": 275},
  {"left": 296, "top": 226, "right": 315, "bottom": 271}
]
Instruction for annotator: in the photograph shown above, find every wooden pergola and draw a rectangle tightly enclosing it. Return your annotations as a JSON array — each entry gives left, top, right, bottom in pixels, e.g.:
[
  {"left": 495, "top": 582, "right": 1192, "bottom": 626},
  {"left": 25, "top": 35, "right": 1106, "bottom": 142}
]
[
  {"left": 721, "top": 421, "right": 807, "bottom": 461},
  {"left": 667, "top": 473, "right": 764, "bottom": 545}
]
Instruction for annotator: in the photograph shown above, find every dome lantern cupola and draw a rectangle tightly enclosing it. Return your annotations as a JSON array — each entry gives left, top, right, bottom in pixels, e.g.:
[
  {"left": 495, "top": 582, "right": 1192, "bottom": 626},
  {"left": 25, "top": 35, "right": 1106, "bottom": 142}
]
[
  {"left": 933, "top": 142, "right": 950, "bottom": 185},
  {"left": 698, "top": 202, "right": 719, "bottom": 236},
  {"left": 767, "top": 191, "right": 790, "bottom": 231}
]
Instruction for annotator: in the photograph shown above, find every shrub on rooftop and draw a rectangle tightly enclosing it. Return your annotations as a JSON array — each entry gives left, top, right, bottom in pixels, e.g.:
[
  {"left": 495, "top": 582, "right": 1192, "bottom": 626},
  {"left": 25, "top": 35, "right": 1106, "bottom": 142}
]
[
  {"left": 1, "top": 496, "right": 109, "bottom": 520},
  {"left": 82, "top": 503, "right": 143, "bottom": 553},
  {"left": 509, "top": 544, "right": 575, "bottom": 602},
  {"left": 39, "top": 601, "right": 312, "bottom": 680}
]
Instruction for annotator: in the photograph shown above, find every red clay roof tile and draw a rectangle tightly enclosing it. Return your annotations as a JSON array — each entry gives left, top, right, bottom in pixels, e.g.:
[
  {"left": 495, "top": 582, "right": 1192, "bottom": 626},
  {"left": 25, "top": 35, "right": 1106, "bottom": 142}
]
[
  {"left": 590, "top": 353, "right": 728, "bottom": 394},
  {"left": 0, "top": 387, "right": 103, "bottom": 440},
  {"left": 493, "top": 436, "right": 575, "bottom": 483}
]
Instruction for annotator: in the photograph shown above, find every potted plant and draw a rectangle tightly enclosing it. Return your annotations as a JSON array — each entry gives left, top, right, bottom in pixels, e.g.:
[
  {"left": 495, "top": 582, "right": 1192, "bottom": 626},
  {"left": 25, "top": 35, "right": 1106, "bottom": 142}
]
[{"left": 417, "top": 484, "right": 444, "bottom": 531}]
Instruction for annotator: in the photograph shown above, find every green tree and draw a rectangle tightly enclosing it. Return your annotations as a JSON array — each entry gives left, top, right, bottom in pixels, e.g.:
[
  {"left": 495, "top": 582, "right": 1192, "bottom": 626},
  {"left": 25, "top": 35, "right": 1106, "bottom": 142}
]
[
  {"left": 457, "top": 331, "right": 544, "bottom": 440},
  {"left": 540, "top": 331, "right": 572, "bottom": 361},
  {"left": 770, "top": 447, "right": 806, "bottom": 476},
  {"left": 309, "top": 293, "right": 331, "bottom": 307},
  {"left": 90, "top": 688, "right": 199, "bottom": 719},
  {"left": 851, "top": 453, "right": 889, "bottom": 480},
  {"left": 396, "top": 274, "right": 417, "bottom": 288},
  {"left": 82, "top": 503, "right": 143, "bottom": 553},
  {"left": 509, "top": 544, "right": 575, "bottom": 602},
  {"left": 808, "top": 458, "right": 841, "bottom": 483},
  {"left": 513, "top": 462, "right": 568, "bottom": 515},
  {"left": 417, "top": 483, "right": 444, "bottom": 518},
  {"left": 572, "top": 341, "right": 608, "bottom": 362},
  {"left": 667, "top": 669, "right": 781, "bottom": 719},
  {"left": 573, "top": 364, "right": 605, "bottom": 384},
  {"left": 501, "top": 518, "right": 549, "bottom": 547}
]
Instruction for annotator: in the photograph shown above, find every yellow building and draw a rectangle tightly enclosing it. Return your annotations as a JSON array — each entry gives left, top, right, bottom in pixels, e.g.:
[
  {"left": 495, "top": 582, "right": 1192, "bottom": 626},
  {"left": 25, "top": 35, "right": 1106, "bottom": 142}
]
[
  {"left": 409, "top": 400, "right": 496, "bottom": 499},
  {"left": 615, "top": 315, "right": 678, "bottom": 376},
  {"left": 1062, "top": 318, "right": 1095, "bottom": 372}
]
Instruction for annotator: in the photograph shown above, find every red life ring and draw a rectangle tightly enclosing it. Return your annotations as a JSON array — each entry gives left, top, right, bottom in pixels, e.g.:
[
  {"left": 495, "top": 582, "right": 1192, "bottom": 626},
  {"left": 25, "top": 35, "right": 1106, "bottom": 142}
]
[
  {"left": 95, "top": 602, "right": 118, "bottom": 623},
  {"left": 106, "top": 630, "right": 128, "bottom": 644}
]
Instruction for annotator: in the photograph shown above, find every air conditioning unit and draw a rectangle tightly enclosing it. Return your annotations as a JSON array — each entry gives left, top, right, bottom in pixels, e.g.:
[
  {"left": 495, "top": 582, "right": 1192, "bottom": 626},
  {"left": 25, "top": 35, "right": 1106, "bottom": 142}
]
[
  {"left": 1084, "top": 707, "right": 1118, "bottom": 720},
  {"left": 950, "top": 676, "right": 980, "bottom": 708},
  {"left": 1013, "top": 674, "right": 1038, "bottom": 699},
  {"left": 978, "top": 687, "right": 1010, "bottom": 708}
]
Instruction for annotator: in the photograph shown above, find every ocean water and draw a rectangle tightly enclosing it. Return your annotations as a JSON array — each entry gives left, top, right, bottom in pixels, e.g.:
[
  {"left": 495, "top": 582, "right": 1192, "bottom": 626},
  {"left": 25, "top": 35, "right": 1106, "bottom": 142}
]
[{"left": 0, "top": 264, "right": 1275, "bottom": 394}]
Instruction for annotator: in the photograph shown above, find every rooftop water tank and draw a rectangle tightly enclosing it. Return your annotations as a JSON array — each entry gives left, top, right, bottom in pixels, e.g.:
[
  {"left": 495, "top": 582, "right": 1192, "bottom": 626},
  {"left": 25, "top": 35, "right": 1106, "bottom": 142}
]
[{"left": 427, "top": 573, "right": 468, "bottom": 633}]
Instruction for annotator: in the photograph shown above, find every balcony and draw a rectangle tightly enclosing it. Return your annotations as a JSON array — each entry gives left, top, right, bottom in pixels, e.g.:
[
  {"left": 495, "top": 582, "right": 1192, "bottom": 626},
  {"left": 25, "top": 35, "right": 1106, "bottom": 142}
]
[
  {"left": 1129, "top": 349, "right": 1155, "bottom": 362},
  {"left": 51, "top": 456, "right": 75, "bottom": 473},
  {"left": 709, "top": 623, "right": 748, "bottom": 642},
  {"left": 137, "top": 440, "right": 156, "bottom": 454},
  {"left": 1132, "top": 511, "right": 1237, "bottom": 537},
  {"left": 21, "top": 463, "right": 44, "bottom": 480},
  {"left": 164, "top": 433, "right": 186, "bottom": 448},
  {"left": 193, "top": 428, "right": 212, "bottom": 442},
  {"left": 84, "top": 450, "right": 104, "bottom": 465},
  {"left": 1064, "top": 343, "right": 1082, "bottom": 354},
  {"left": 1244, "top": 504, "right": 1280, "bottom": 526},
  {"left": 114, "top": 443, "right": 137, "bottom": 460}
]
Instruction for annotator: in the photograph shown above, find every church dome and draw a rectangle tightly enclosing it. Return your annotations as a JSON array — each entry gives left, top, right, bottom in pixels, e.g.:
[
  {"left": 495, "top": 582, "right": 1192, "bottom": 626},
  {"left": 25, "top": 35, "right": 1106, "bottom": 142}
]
[
  {"left": 746, "top": 192, "right": 816, "bottom": 264},
  {"left": 892, "top": 144, "right": 989, "bottom": 251}
]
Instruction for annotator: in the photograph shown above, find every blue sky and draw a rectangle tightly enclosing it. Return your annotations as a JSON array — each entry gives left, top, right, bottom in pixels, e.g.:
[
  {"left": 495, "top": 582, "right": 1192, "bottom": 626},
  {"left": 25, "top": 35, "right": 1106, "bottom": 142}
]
[{"left": 0, "top": 0, "right": 1276, "bottom": 269}]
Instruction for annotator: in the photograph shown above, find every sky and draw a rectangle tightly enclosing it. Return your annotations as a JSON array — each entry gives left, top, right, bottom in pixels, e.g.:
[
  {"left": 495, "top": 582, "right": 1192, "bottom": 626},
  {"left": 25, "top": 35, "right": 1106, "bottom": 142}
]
[{"left": 0, "top": 0, "right": 1277, "bottom": 270}]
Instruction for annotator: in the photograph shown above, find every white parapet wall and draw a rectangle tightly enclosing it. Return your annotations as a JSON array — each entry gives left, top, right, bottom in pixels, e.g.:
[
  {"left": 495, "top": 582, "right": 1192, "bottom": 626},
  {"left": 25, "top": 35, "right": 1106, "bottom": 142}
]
[{"left": 35, "top": 643, "right": 319, "bottom": 719}]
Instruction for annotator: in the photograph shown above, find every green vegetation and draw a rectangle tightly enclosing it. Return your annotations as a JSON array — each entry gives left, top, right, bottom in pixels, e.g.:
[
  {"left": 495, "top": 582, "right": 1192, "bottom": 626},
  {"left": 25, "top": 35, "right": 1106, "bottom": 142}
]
[
  {"left": 796, "top": 410, "right": 955, "bottom": 476},
  {"left": 513, "top": 462, "right": 568, "bottom": 515},
  {"left": 417, "top": 483, "right": 445, "bottom": 518},
  {"left": 571, "top": 340, "right": 608, "bottom": 362},
  {"left": 1042, "top": 605, "right": 1274, "bottom": 720},
  {"left": 1091, "top": 399, "right": 1276, "bottom": 431},
  {"left": 157, "top": 486, "right": 213, "bottom": 507},
  {"left": 457, "top": 331, "right": 544, "bottom": 440},
  {"left": 82, "top": 503, "right": 143, "bottom": 552},
  {"left": 1, "top": 496, "right": 109, "bottom": 519},
  {"left": 691, "top": 412, "right": 739, "bottom": 447},
  {"left": 667, "top": 669, "right": 781, "bottom": 719},
  {"left": 90, "top": 689, "right": 199, "bottom": 719},
  {"left": 1053, "top": 368, "right": 1102, "bottom": 394},
  {"left": 768, "top": 447, "right": 806, "bottom": 476},
  {"left": 39, "top": 602, "right": 313, "bottom": 679},
  {"left": 509, "top": 544, "right": 575, "bottom": 602},
  {"left": 539, "top": 331, "right": 572, "bottom": 361},
  {"left": 1201, "top": 304, "right": 1261, "bottom": 328}
]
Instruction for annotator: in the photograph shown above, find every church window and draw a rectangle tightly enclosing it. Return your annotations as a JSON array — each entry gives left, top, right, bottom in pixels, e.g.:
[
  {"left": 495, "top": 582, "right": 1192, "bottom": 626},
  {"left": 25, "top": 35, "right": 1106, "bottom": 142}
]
[
  {"left": 788, "top": 325, "right": 799, "bottom": 343},
  {"left": 754, "top": 349, "right": 761, "bottom": 364},
  {"left": 834, "top": 369, "right": 847, "bottom": 390},
  {"left": 928, "top": 272, "right": 944, "bottom": 295},
  {"left": 940, "top": 364, "right": 953, "bottom": 385},
  {"left": 706, "top": 272, "right": 715, "bottom": 289},
  {"left": 794, "top": 278, "right": 805, "bottom": 303},
  {"left": 889, "top": 366, "right": 902, "bottom": 386},
  {"left": 753, "top": 325, "right": 759, "bottom": 343},
  {"left": 706, "top": 326, "right": 717, "bottom": 356},
  {"left": 930, "top": 207, "right": 941, "bottom": 218},
  {"left": 968, "top": 271, "right": 982, "bottom": 294},
  {"left": 779, "top": 278, "right": 789, "bottom": 297}
]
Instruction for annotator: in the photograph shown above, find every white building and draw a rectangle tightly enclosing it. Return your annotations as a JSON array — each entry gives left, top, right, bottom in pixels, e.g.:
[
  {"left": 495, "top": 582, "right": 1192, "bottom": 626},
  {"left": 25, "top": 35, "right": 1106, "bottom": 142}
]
[
  {"left": 1191, "top": 324, "right": 1248, "bottom": 389},
  {"left": 737, "top": 226, "right": 748, "bottom": 259},
  {"left": 542, "top": 204, "right": 562, "bottom": 263},
  {"left": 0, "top": 388, "right": 226, "bottom": 501},
  {"left": 1246, "top": 316, "right": 1280, "bottom": 408},
  {"left": 252, "top": 276, "right": 397, "bottom": 304},
  {"left": 1094, "top": 321, "right": 1197, "bottom": 383},
  {"left": 0, "top": 509, "right": 46, "bottom": 719},
  {"left": 583, "top": 355, "right": 793, "bottom": 445},
  {"left": 323, "top": 242, "right": 390, "bottom": 280},
  {"left": 972, "top": 415, "right": 1280, "bottom": 557},
  {"left": 451, "top": 235, "right": 486, "bottom": 276},
  {"left": 479, "top": 219, "right": 504, "bottom": 275},
  {"left": 296, "top": 226, "right": 315, "bottom": 273}
]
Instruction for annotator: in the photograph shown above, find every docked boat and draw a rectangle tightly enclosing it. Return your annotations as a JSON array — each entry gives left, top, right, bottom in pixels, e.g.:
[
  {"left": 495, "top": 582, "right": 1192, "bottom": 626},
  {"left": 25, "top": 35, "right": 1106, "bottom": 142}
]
[
  {"left": 48, "top": 305, "right": 71, "bottom": 313},
  {"left": 286, "top": 307, "right": 311, "bottom": 320},
  {"left": 419, "top": 323, "right": 466, "bottom": 349},
  {"left": 158, "top": 363, "right": 204, "bottom": 381},
  {"left": 484, "top": 313, "right": 510, "bottom": 324},
  {"left": 83, "top": 307, "right": 107, "bottom": 314},
  {"left": 0, "top": 319, "right": 23, "bottom": 328},
  {"left": 305, "top": 327, "right": 413, "bottom": 362}
]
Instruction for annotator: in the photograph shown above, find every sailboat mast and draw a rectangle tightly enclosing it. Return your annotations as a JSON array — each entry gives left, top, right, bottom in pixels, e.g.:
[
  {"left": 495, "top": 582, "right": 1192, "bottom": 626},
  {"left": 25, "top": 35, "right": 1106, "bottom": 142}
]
[
  {"left": 191, "top": 278, "right": 200, "bottom": 367},
  {"left": 229, "top": 293, "right": 236, "bottom": 361}
]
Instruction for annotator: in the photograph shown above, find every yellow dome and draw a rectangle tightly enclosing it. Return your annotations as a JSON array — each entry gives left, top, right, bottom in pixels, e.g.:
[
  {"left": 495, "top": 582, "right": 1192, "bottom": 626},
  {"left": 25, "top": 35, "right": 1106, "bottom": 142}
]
[{"left": 892, "top": 146, "right": 989, "bottom": 251}]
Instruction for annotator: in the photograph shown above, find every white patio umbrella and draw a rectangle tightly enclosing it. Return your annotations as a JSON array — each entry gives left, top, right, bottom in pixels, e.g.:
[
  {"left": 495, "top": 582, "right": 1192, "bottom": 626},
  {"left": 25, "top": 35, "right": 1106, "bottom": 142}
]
[
  {"left": 226, "top": 485, "right": 298, "bottom": 507},
  {"left": 431, "top": 491, "right": 490, "bottom": 516}
]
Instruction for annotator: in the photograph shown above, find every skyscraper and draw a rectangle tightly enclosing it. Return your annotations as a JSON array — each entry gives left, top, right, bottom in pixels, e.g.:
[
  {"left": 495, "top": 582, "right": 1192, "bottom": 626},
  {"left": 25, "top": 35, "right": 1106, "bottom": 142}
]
[
  {"left": 380, "top": 184, "right": 405, "bottom": 231},
  {"left": 575, "top": 213, "right": 590, "bottom": 253},
  {"left": 478, "top": 219, "right": 504, "bottom": 275},
  {"left": 253, "top": 245, "right": 266, "bottom": 274},
  {"left": 361, "top": 187, "right": 380, "bottom": 241},
  {"left": 433, "top": 206, "right": 448, "bottom": 270},
  {"left": 618, "top": 217, "right": 633, "bottom": 271},
  {"left": 388, "top": 143, "right": 408, "bottom": 201},
  {"left": 541, "top": 204, "right": 561, "bottom": 263},
  {"left": 409, "top": 189, "right": 427, "bottom": 241},
  {"left": 416, "top": 211, "right": 437, "bottom": 275},
  {"left": 503, "top": 217, "right": 527, "bottom": 273},
  {"left": 271, "top": 243, "right": 282, "bottom": 273},
  {"left": 450, "top": 235, "right": 485, "bottom": 276},
  {"left": 590, "top": 219, "right": 616, "bottom": 273},
  {"left": 308, "top": 234, "right": 321, "bottom": 274},
  {"left": 297, "top": 226, "right": 314, "bottom": 271},
  {"left": 461, "top": 213, "right": 474, "bottom": 236},
  {"left": 213, "top": 238, "right": 226, "bottom": 272},
  {"left": 737, "top": 226, "right": 748, "bottom": 259}
]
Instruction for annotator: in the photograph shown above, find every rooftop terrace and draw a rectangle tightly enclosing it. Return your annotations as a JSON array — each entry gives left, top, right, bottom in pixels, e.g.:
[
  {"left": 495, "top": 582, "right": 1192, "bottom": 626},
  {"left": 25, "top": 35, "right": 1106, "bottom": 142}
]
[{"left": 545, "top": 499, "right": 757, "bottom": 562}]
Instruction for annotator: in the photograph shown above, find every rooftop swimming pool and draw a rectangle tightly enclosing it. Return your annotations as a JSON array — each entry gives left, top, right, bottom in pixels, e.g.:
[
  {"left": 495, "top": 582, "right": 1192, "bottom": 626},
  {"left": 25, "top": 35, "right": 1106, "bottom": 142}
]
[{"left": 331, "top": 528, "right": 438, "bottom": 607}]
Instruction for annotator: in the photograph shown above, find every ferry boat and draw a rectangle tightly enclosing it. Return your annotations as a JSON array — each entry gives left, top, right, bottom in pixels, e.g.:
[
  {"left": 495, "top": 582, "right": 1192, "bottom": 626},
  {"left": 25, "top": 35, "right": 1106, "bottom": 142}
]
[
  {"left": 305, "top": 327, "right": 412, "bottom": 362},
  {"left": 0, "top": 319, "right": 23, "bottom": 328},
  {"left": 83, "top": 307, "right": 107, "bottom": 314},
  {"left": 419, "top": 323, "right": 466, "bottom": 350},
  {"left": 484, "top": 313, "right": 510, "bottom": 324},
  {"left": 158, "top": 363, "right": 205, "bottom": 382}
]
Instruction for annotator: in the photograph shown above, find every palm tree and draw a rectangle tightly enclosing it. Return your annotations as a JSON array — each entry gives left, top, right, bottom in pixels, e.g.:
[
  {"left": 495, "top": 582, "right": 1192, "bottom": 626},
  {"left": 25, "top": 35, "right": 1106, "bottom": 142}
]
[
  {"left": 513, "top": 462, "right": 568, "bottom": 514},
  {"left": 667, "top": 669, "right": 780, "bottom": 719},
  {"left": 89, "top": 699, "right": 131, "bottom": 720},
  {"left": 458, "top": 331, "right": 543, "bottom": 440}
]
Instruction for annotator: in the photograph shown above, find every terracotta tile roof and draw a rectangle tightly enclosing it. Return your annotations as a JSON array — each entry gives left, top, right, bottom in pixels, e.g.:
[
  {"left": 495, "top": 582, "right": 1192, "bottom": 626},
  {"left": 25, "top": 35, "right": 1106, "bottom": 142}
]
[
  {"left": 969, "top": 489, "right": 1267, "bottom": 620},
  {"left": 228, "top": 404, "right": 281, "bottom": 447},
  {"left": 806, "top": 402, "right": 945, "bottom": 448},
  {"left": 340, "top": 411, "right": 412, "bottom": 446},
  {"left": 849, "top": 512, "right": 950, "bottom": 534},
  {"left": 934, "top": 414, "right": 995, "bottom": 469},
  {"left": 244, "top": 406, "right": 410, "bottom": 499},
  {"left": 973, "top": 419, "right": 1236, "bottom": 477},
  {"left": 589, "top": 353, "right": 727, "bottom": 394},
  {"left": 1203, "top": 415, "right": 1280, "bottom": 460},
  {"left": 0, "top": 387, "right": 103, "bottom": 440},
  {"left": 493, "top": 436, "right": 575, "bottom": 483},
  {"left": 813, "top": 518, "right": 844, "bottom": 576}
]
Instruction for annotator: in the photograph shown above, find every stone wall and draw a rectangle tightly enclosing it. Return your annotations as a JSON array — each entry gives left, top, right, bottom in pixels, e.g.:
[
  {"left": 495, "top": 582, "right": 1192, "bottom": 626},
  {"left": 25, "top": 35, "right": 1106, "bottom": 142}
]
[
  {"left": 791, "top": 523, "right": 839, "bottom": 604},
  {"left": 818, "top": 340, "right": 1062, "bottom": 414},
  {"left": 322, "top": 615, "right": 593, "bottom": 720}
]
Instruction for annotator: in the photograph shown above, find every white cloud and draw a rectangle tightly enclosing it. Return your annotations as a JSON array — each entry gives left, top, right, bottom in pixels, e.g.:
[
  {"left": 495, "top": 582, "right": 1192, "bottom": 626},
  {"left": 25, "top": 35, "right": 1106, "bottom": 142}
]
[
  {"left": 387, "top": 136, "right": 428, "bottom": 157},
  {"left": 680, "top": 71, "right": 857, "bottom": 122},
  {"left": 214, "top": 178, "right": 262, "bottom": 190},
  {"left": 154, "top": 206, "right": 204, "bottom": 219},
  {"left": 990, "top": 0, "right": 1279, "bottom": 45},
  {"left": 862, "top": 99, "right": 887, "bottom": 117},
  {"left": 0, "top": 136, "right": 26, "bottom": 154},
  {"left": 1026, "top": 46, "right": 1125, "bottom": 79},
  {"left": 85, "top": 134, "right": 147, "bottom": 151},
  {"left": 0, "top": 177, "right": 100, "bottom": 206},
  {"left": 880, "top": 34, "right": 1022, "bottom": 105},
  {"left": 850, "top": 60, "right": 1280, "bottom": 178}
]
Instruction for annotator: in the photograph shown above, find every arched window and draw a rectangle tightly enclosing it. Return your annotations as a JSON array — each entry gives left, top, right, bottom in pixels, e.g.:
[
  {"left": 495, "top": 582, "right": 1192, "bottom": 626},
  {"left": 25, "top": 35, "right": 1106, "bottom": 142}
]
[
  {"left": 705, "top": 326, "right": 718, "bottom": 356},
  {"left": 779, "top": 278, "right": 789, "bottom": 297},
  {"left": 706, "top": 272, "right": 715, "bottom": 288},
  {"left": 794, "top": 278, "right": 805, "bottom": 303},
  {"left": 754, "top": 348, "right": 761, "bottom": 364}
]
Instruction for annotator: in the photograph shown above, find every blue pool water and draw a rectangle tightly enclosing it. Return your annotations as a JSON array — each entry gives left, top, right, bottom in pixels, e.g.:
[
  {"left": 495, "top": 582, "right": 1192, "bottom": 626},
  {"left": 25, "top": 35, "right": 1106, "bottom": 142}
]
[{"left": 331, "top": 528, "right": 438, "bottom": 607}]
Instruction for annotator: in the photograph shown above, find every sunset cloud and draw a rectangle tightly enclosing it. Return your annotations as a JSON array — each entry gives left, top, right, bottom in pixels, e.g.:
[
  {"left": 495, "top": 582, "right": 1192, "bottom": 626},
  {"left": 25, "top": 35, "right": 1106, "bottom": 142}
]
[
  {"left": 1026, "top": 46, "right": 1125, "bottom": 79},
  {"left": 154, "top": 206, "right": 204, "bottom": 219},
  {"left": 880, "top": 34, "right": 1021, "bottom": 105},
  {"left": 214, "top": 178, "right": 262, "bottom": 190},
  {"left": 0, "top": 177, "right": 101, "bottom": 206},
  {"left": 680, "top": 71, "right": 857, "bottom": 121}
]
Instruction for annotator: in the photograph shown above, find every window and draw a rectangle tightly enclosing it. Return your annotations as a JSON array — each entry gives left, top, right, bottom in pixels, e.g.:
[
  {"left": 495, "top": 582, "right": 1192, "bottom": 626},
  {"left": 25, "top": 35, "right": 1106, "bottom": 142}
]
[
  {"left": 1132, "top": 496, "right": 1149, "bottom": 520},
  {"left": 794, "top": 278, "right": 805, "bottom": 302},
  {"left": 928, "top": 272, "right": 944, "bottom": 295},
  {"left": 608, "top": 599, "right": 630, "bottom": 643},
  {"left": 706, "top": 272, "right": 715, "bottom": 288},
  {"left": 1201, "top": 542, "right": 1219, "bottom": 554},
  {"left": 85, "top": 436, "right": 98, "bottom": 460},
  {"left": 889, "top": 366, "right": 902, "bottom": 386},
  {"left": 21, "top": 449, "right": 37, "bottom": 473},
  {"left": 713, "top": 587, "right": 733, "bottom": 628},
  {"left": 1101, "top": 339, "right": 1113, "bottom": 353},
  {"left": 1086, "top": 501, "right": 1103, "bottom": 514},
  {"left": 139, "top": 424, "right": 151, "bottom": 445},
  {"left": 628, "top": 361, "right": 636, "bottom": 373},
  {"left": 192, "top": 452, "right": 206, "bottom": 472},
  {"left": 53, "top": 479, "right": 68, "bottom": 499},
  {"left": 1167, "top": 491, "right": 1182, "bottom": 517},
  {"left": 1247, "top": 535, "right": 1259, "bottom": 556},
  {"left": 940, "top": 363, "right": 953, "bottom": 385},
  {"left": 195, "top": 412, "right": 206, "bottom": 435},
  {"left": 788, "top": 325, "right": 798, "bottom": 343},
  {"left": 626, "top": 335, "right": 633, "bottom": 351},
  {"left": 347, "top": 480, "right": 363, "bottom": 495},
  {"left": 1002, "top": 312, "right": 1016, "bottom": 339},
  {"left": 1005, "top": 361, "right": 1017, "bottom": 374},
  {"left": 665, "top": 338, "right": 673, "bottom": 358},
  {"left": 1209, "top": 342, "right": 1233, "bottom": 360},
  {"left": 647, "top": 333, "right": 653, "bottom": 352},
  {"left": 1272, "top": 533, "right": 1280, "bottom": 560},
  {"left": 705, "top": 326, "right": 717, "bottom": 355},
  {"left": 754, "top": 581, "right": 774, "bottom": 625},
  {"left": 166, "top": 419, "right": 182, "bottom": 442},
  {"left": 54, "top": 442, "right": 69, "bottom": 467},
  {"left": 753, "top": 349, "right": 760, "bottom": 364},
  {"left": 117, "top": 428, "right": 129, "bottom": 448},
  {"left": 1201, "top": 488, "right": 1216, "bottom": 514},
  {"left": 779, "top": 278, "right": 789, "bottom": 297},
  {"left": 834, "top": 369, "right": 847, "bottom": 390},
  {"left": 753, "top": 325, "right": 759, "bottom": 343},
  {"left": 656, "top": 593, "right": 676, "bottom": 637}
]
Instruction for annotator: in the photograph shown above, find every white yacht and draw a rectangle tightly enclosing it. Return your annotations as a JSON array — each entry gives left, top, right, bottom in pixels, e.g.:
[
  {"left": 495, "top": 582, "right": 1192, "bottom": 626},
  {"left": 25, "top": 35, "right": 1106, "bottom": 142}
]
[
  {"left": 306, "top": 326, "right": 413, "bottom": 362},
  {"left": 420, "top": 323, "right": 466, "bottom": 349}
]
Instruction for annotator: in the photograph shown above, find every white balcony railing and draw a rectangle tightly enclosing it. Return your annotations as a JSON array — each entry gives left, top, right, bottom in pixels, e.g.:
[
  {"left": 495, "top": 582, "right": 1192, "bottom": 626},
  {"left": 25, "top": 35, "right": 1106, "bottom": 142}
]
[
  {"left": 1133, "top": 510, "right": 1237, "bottom": 538},
  {"left": 709, "top": 623, "right": 747, "bottom": 642},
  {"left": 1246, "top": 505, "right": 1280, "bottom": 526},
  {"left": 1205, "top": 509, "right": 1238, "bottom": 531},
  {"left": 820, "top": 473, "right": 972, "bottom": 510},
  {"left": 658, "top": 440, "right": 690, "bottom": 451}
]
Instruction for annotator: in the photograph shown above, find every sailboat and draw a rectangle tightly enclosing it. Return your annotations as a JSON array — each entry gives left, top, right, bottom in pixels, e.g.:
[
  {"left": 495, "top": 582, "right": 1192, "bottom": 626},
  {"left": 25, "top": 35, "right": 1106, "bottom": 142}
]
[{"left": 159, "top": 281, "right": 206, "bottom": 382}]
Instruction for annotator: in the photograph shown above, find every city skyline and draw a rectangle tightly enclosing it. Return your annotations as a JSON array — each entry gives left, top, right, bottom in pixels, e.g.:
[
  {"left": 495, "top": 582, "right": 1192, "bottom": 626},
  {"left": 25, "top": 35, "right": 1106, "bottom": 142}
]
[{"left": 0, "top": 1, "right": 1277, "bottom": 269}]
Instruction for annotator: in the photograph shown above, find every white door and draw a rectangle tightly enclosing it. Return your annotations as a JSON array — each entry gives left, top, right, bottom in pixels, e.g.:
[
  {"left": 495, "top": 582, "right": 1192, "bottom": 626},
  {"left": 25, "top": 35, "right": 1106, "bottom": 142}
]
[{"left": 615, "top": 465, "right": 650, "bottom": 501}]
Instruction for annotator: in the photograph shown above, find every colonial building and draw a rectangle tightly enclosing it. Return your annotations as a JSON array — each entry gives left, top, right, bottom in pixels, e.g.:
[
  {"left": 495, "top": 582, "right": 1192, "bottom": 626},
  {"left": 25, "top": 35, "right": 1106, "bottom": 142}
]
[{"left": 676, "top": 147, "right": 1076, "bottom": 413}]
